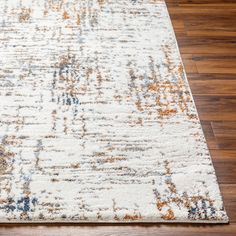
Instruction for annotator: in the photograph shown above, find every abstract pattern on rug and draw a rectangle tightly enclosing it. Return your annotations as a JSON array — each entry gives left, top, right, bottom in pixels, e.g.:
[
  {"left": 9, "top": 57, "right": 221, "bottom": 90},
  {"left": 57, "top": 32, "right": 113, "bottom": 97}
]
[{"left": 0, "top": 0, "right": 228, "bottom": 222}]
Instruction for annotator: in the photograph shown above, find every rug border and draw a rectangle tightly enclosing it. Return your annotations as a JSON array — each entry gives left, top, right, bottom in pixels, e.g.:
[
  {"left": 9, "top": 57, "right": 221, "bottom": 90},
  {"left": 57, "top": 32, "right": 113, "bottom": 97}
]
[
  {"left": 0, "top": 219, "right": 229, "bottom": 224},
  {"left": 162, "top": 0, "right": 229, "bottom": 224}
]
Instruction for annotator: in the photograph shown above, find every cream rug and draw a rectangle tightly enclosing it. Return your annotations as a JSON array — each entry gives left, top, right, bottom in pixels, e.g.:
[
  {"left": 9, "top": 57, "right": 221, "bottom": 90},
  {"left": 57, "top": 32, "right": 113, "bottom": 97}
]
[{"left": 0, "top": 0, "right": 228, "bottom": 223}]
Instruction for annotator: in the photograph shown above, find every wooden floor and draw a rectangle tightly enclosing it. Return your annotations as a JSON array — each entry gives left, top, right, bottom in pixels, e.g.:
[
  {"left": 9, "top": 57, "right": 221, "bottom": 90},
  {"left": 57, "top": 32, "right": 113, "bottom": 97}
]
[{"left": 1, "top": 0, "right": 236, "bottom": 235}]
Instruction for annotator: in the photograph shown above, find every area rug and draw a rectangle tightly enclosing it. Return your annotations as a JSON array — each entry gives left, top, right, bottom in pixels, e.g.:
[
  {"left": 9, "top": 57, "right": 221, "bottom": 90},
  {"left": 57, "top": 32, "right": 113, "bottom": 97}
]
[{"left": 0, "top": 0, "right": 228, "bottom": 223}]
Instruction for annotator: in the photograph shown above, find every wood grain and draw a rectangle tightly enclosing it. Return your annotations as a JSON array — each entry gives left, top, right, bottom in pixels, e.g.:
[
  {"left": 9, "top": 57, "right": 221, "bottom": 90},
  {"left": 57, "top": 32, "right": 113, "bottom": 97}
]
[{"left": 0, "top": 0, "right": 236, "bottom": 235}]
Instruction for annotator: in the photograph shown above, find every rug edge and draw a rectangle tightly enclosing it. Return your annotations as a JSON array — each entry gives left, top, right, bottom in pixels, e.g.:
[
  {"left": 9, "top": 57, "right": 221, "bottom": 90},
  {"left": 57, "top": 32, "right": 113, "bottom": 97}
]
[{"left": 162, "top": 0, "right": 229, "bottom": 222}]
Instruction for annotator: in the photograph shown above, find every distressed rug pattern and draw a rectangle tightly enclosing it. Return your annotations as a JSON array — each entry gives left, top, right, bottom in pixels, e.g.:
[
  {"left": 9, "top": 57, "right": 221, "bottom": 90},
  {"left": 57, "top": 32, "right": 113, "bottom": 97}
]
[{"left": 0, "top": 0, "right": 228, "bottom": 223}]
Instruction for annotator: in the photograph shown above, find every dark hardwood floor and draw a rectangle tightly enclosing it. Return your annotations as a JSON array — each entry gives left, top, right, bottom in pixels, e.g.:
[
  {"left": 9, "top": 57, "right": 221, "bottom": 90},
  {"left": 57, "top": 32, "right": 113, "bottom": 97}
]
[{"left": 0, "top": 0, "right": 236, "bottom": 235}]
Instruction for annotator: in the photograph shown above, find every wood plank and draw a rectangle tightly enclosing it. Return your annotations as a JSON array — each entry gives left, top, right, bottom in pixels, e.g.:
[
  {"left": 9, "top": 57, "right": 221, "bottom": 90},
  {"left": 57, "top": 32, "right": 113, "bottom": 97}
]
[
  {"left": 168, "top": 8, "right": 236, "bottom": 16},
  {"left": 196, "top": 60, "right": 236, "bottom": 74},
  {"left": 178, "top": 38, "right": 236, "bottom": 54},
  {"left": 189, "top": 78, "right": 236, "bottom": 95},
  {"left": 181, "top": 54, "right": 198, "bottom": 73},
  {"left": 212, "top": 122, "right": 236, "bottom": 137},
  {"left": 201, "top": 121, "right": 219, "bottom": 149},
  {"left": 211, "top": 122, "right": 236, "bottom": 149},
  {"left": 211, "top": 150, "right": 236, "bottom": 184},
  {"left": 194, "top": 96, "right": 236, "bottom": 121},
  {"left": 220, "top": 184, "right": 236, "bottom": 223}
]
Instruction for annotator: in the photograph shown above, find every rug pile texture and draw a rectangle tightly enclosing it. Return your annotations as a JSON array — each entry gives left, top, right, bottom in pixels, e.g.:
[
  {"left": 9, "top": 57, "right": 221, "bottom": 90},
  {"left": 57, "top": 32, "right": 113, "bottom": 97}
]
[{"left": 0, "top": 0, "right": 228, "bottom": 223}]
